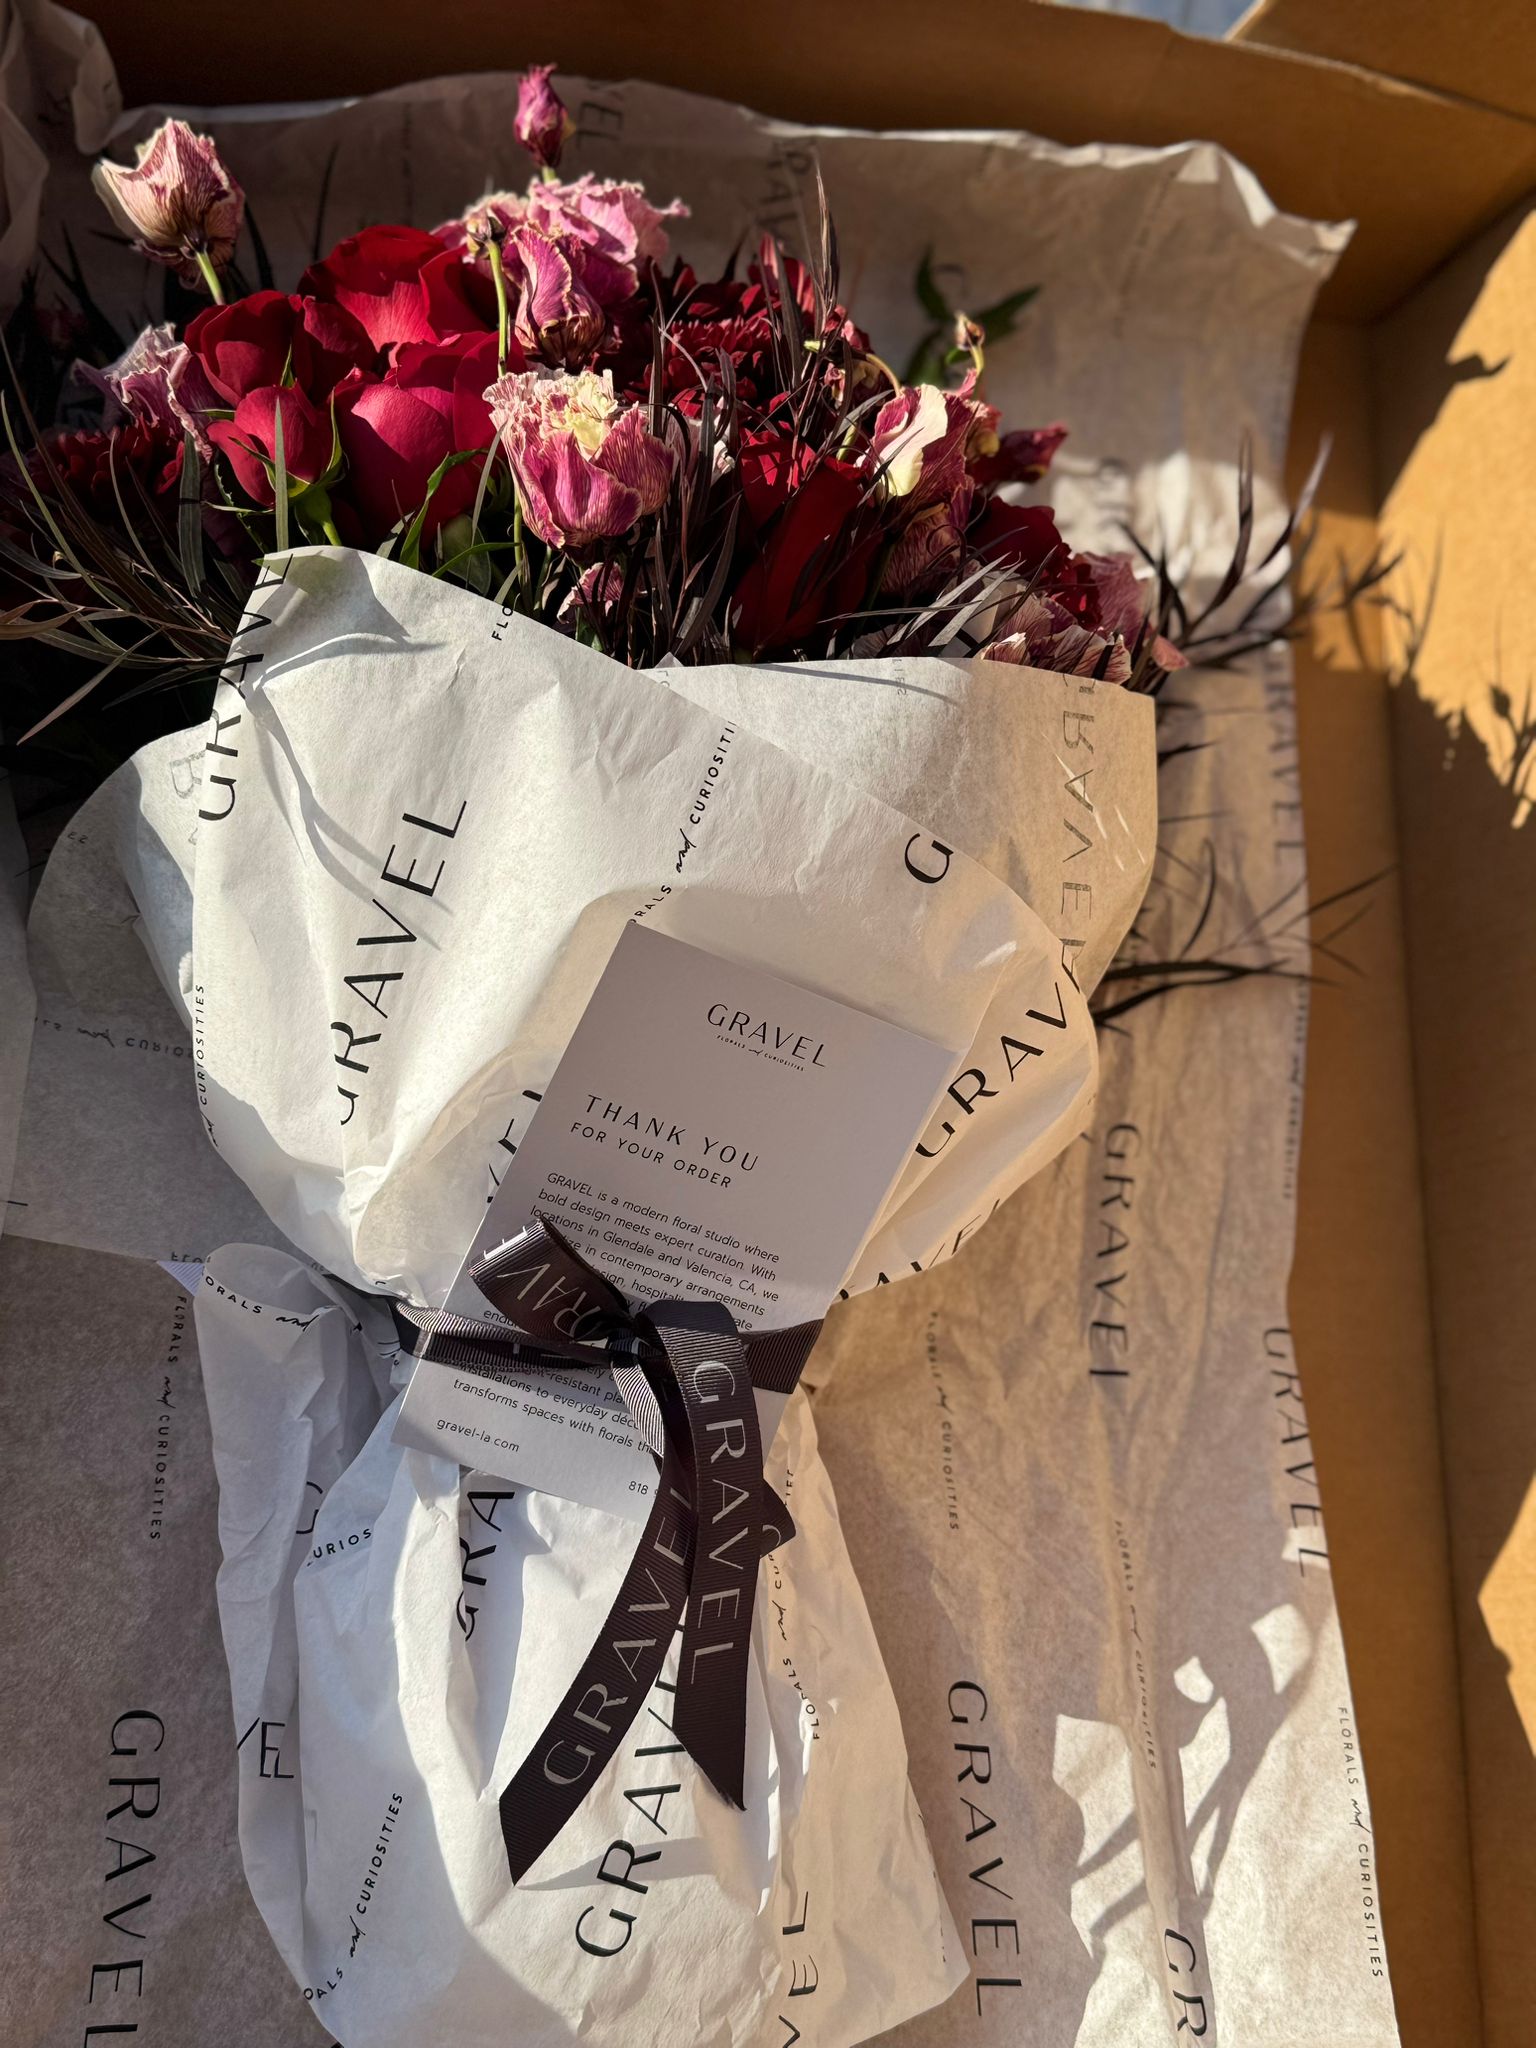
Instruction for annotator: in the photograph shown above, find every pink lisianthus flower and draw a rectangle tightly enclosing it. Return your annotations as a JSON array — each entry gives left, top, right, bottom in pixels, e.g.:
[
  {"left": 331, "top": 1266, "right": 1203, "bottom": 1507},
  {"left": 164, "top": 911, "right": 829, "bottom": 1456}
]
[
  {"left": 92, "top": 120, "right": 244, "bottom": 291},
  {"left": 488, "top": 367, "right": 672, "bottom": 547},
  {"left": 883, "top": 483, "right": 975, "bottom": 597},
  {"left": 1075, "top": 550, "right": 1188, "bottom": 673},
  {"left": 984, "top": 590, "right": 1134, "bottom": 681},
  {"left": 983, "top": 550, "right": 1187, "bottom": 680},
  {"left": 868, "top": 385, "right": 962, "bottom": 502},
  {"left": 440, "top": 176, "right": 685, "bottom": 317},
  {"left": 80, "top": 322, "right": 221, "bottom": 457},
  {"left": 508, "top": 228, "right": 608, "bottom": 368},
  {"left": 868, "top": 373, "right": 996, "bottom": 506},
  {"left": 538, "top": 175, "right": 685, "bottom": 271},
  {"left": 515, "top": 63, "right": 574, "bottom": 172}
]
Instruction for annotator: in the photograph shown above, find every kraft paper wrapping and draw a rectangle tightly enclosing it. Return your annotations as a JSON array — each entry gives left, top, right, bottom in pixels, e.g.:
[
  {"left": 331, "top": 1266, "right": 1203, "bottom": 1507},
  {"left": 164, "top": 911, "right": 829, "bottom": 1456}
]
[{"left": 0, "top": 30, "right": 1396, "bottom": 2048}]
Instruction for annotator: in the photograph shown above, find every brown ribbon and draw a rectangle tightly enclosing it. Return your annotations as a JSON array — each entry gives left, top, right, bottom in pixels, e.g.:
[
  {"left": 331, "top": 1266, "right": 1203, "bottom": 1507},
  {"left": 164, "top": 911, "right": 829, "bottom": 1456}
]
[{"left": 395, "top": 1213, "right": 820, "bottom": 1882}]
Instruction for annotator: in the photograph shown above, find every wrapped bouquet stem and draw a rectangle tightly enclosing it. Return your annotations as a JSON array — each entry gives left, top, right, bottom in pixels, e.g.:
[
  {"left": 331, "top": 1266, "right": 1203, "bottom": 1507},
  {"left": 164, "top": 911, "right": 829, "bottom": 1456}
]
[{"left": 179, "top": 545, "right": 1153, "bottom": 2044}]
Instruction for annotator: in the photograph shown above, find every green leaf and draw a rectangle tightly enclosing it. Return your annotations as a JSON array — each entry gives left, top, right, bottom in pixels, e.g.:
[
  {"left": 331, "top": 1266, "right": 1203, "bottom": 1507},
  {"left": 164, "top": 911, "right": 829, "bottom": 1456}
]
[
  {"left": 178, "top": 432, "right": 205, "bottom": 596},
  {"left": 397, "top": 448, "right": 482, "bottom": 572},
  {"left": 431, "top": 536, "right": 516, "bottom": 588},
  {"left": 470, "top": 435, "right": 502, "bottom": 542},
  {"left": 900, "top": 329, "right": 947, "bottom": 386},
  {"left": 272, "top": 402, "right": 289, "bottom": 554},
  {"left": 975, "top": 282, "right": 1040, "bottom": 344},
  {"left": 914, "top": 248, "right": 950, "bottom": 324},
  {"left": 320, "top": 394, "right": 344, "bottom": 487}
]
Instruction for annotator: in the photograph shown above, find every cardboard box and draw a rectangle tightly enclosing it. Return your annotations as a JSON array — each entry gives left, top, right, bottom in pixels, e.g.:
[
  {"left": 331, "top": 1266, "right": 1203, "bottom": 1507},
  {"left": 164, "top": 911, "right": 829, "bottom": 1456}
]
[
  {"left": 1237, "top": 16, "right": 1536, "bottom": 2048},
  {"left": 76, "top": 3, "right": 1536, "bottom": 2041}
]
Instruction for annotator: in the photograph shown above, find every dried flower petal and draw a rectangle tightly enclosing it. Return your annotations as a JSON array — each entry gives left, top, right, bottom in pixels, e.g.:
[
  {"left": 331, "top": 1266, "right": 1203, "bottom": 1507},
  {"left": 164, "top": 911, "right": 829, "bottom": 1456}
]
[
  {"left": 80, "top": 322, "right": 220, "bottom": 457},
  {"left": 515, "top": 64, "right": 575, "bottom": 172},
  {"left": 984, "top": 590, "right": 1132, "bottom": 682},
  {"left": 488, "top": 366, "right": 672, "bottom": 546},
  {"left": 92, "top": 119, "right": 243, "bottom": 288},
  {"left": 509, "top": 228, "right": 607, "bottom": 368}
]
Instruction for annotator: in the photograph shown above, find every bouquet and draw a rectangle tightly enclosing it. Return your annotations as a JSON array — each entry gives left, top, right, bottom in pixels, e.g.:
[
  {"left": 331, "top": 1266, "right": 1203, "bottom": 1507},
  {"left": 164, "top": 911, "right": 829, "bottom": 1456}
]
[
  {"left": 4, "top": 70, "right": 1191, "bottom": 737},
  {"left": 1, "top": 66, "right": 1183, "bottom": 2048}
]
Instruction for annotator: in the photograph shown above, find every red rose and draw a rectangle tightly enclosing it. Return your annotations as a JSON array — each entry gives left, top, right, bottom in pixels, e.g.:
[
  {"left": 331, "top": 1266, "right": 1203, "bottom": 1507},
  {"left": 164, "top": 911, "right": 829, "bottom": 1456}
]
[
  {"left": 731, "top": 434, "right": 875, "bottom": 653},
  {"left": 300, "top": 225, "right": 450, "bottom": 351},
  {"left": 419, "top": 247, "right": 500, "bottom": 340},
  {"left": 335, "top": 330, "right": 507, "bottom": 545},
  {"left": 209, "top": 385, "right": 333, "bottom": 508},
  {"left": 185, "top": 290, "right": 375, "bottom": 405}
]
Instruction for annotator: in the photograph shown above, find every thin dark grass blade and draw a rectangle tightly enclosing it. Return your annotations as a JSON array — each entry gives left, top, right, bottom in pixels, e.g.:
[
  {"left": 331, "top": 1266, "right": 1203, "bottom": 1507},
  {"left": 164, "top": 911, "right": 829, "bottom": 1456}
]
[
  {"left": 244, "top": 200, "right": 276, "bottom": 293},
  {"left": 312, "top": 144, "right": 340, "bottom": 263}
]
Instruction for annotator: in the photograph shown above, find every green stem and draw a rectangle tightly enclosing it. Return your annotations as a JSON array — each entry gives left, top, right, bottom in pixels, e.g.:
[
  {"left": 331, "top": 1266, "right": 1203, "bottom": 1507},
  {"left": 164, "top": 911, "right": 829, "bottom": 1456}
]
[
  {"left": 539, "top": 165, "right": 559, "bottom": 185},
  {"left": 192, "top": 248, "right": 225, "bottom": 304},
  {"left": 321, "top": 516, "right": 342, "bottom": 547},
  {"left": 512, "top": 496, "right": 527, "bottom": 595},
  {"left": 488, "top": 240, "right": 511, "bottom": 374}
]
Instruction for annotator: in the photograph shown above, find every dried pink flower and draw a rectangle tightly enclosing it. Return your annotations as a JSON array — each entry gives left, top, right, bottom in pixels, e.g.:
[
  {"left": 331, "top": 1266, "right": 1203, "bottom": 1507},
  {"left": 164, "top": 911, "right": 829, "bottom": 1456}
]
[
  {"left": 883, "top": 484, "right": 974, "bottom": 597},
  {"left": 509, "top": 228, "right": 607, "bottom": 368},
  {"left": 515, "top": 63, "right": 575, "bottom": 173},
  {"left": 558, "top": 558, "right": 629, "bottom": 627},
  {"left": 92, "top": 119, "right": 244, "bottom": 293},
  {"left": 868, "top": 380, "right": 987, "bottom": 506},
  {"left": 439, "top": 176, "right": 685, "bottom": 323},
  {"left": 1076, "top": 552, "right": 1186, "bottom": 672},
  {"left": 972, "top": 423, "right": 1069, "bottom": 487},
  {"left": 79, "top": 322, "right": 220, "bottom": 457},
  {"left": 488, "top": 367, "right": 672, "bottom": 546},
  {"left": 543, "top": 176, "right": 685, "bottom": 270},
  {"left": 984, "top": 590, "right": 1134, "bottom": 681}
]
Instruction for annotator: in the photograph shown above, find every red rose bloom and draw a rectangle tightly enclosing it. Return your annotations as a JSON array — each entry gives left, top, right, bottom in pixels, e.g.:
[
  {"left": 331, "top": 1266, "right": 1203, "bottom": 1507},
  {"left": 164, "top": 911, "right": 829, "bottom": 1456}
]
[
  {"left": 731, "top": 434, "right": 875, "bottom": 654},
  {"left": 300, "top": 225, "right": 451, "bottom": 351},
  {"left": 419, "top": 247, "right": 500, "bottom": 340},
  {"left": 335, "top": 330, "right": 509, "bottom": 544},
  {"left": 186, "top": 291, "right": 375, "bottom": 405},
  {"left": 209, "top": 386, "right": 333, "bottom": 508}
]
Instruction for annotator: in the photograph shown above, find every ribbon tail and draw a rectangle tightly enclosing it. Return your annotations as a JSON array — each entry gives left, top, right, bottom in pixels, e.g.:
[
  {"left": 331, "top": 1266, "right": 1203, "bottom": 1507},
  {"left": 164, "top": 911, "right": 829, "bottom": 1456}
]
[
  {"left": 497, "top": 1432, "right": 695, "bottom": 1883},
  {"left": 651, "top": 1302, "right": 764, "bottom": 1812}
]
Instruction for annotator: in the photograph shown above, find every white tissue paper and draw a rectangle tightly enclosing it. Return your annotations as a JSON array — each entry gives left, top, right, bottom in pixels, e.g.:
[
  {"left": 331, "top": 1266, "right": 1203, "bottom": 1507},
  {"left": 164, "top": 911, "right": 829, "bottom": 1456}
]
[{"left": 0, "top": 32, "right": 1397, "bottom": 2048}]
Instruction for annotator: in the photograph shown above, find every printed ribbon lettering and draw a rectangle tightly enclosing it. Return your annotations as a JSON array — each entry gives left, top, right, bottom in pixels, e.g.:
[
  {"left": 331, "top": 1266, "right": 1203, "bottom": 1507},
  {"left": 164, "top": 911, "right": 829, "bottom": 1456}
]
[{"left": 397, "top": 1213, "right": 816, "bottom": 1882}]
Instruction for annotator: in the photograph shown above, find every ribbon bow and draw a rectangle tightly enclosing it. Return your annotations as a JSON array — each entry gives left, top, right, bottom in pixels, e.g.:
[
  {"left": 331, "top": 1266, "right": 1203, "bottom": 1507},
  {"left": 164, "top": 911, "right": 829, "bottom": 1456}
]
[{"left": 398, "top": 1213, "right": 820, "bottom": 1883}]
